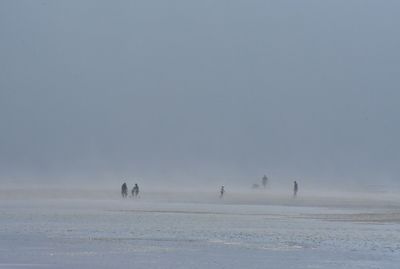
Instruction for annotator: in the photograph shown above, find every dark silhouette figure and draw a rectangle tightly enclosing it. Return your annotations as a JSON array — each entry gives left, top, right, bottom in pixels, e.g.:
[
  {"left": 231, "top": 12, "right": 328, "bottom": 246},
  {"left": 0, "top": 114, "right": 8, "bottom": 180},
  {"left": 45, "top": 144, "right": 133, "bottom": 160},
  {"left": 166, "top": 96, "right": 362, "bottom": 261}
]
[
  {"left": 132, "top": 183, "right": 139, "bottom": 198},
  {"left": 121, "top": 183, "right": 128, "bottom": 198},
  {"left": 293, "top": 181, "right": 298, "bottom": 197},
  {"left": 220, "top": 186, "right": 225, "bottom": 198},
  {"left": 262, "top": 175, "right": 268, "bottom": 188}
]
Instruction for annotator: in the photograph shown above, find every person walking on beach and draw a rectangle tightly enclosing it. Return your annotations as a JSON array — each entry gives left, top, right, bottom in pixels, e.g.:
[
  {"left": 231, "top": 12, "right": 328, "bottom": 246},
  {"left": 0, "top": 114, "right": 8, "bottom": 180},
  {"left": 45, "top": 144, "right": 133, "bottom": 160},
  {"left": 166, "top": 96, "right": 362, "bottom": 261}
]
[
  {"left": 220, "top": 185, "right": 225, "bottom": 198},
  {"left": 132, "top": 183, "right": 139, "bottom": 198},
  {"left": 262, "top": 175, "right": 268, "bottom": 188},
  {"left": 293, "top": 181, "right": 298, "bottom": 197},
  {"left": 121, "top": 182, "right": 128, "bottom": 198}
]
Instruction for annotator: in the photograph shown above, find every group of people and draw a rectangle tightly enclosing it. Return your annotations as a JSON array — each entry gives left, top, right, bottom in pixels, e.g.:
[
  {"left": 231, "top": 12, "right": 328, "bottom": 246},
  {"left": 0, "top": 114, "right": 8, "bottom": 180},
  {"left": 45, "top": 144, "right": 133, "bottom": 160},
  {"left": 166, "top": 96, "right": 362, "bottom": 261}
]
[
  {"left": 121, "top": 182, "right": 140, "bottom": 198},
  {"left": 261, "top": 175, "right": 299, "bottom": 197},
  {"left": 121, "top": 177, "right": 299, "bottom": 199}
]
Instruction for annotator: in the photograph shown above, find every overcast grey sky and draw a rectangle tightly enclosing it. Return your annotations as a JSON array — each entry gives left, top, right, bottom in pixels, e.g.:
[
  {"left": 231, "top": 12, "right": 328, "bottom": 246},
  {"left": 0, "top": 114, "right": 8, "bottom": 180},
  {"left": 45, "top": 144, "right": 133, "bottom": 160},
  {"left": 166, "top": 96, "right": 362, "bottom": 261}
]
[{"left": 1, "top": 1, "right": 399, "bottom": 187}]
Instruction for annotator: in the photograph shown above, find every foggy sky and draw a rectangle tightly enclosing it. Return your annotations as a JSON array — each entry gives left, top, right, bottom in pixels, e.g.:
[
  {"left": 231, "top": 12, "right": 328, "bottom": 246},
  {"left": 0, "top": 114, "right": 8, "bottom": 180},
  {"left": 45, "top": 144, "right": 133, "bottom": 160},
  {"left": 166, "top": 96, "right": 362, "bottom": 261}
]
[{"left": 1, "top": 1, "right": 400, "bottom": 187}]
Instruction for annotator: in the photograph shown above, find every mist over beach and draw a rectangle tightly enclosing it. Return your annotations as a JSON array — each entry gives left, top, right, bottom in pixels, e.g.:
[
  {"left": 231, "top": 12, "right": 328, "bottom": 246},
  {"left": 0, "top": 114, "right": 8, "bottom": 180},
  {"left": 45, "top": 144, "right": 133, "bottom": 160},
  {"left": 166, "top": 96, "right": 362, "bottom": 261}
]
[{"left": 1, "top": 0, "right": 400, "bottom": 268}]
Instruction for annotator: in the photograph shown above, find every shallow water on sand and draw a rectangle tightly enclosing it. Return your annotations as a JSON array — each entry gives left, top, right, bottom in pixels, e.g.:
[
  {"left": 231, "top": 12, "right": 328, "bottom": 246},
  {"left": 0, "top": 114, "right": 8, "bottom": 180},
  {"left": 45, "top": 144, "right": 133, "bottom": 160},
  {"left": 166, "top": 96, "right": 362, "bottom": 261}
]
[{"left": 0, "top": 196, "right": 400, "bottom": 269}]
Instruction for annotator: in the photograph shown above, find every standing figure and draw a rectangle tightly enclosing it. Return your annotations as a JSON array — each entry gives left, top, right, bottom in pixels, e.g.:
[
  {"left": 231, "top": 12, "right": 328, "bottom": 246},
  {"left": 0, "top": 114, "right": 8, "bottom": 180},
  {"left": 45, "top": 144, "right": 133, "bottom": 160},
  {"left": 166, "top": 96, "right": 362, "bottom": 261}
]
[
  {"left": 293, "top": 181, "right": 298, "bottom": 197},
  {"left": 132, "top": 183, "right": 139, "bottom": 198},
  {"left": 220, "top": 185, "right": 225, "bottom": 198},
  {"left": 134, "top": 183, "right": 139, "bottom": 198},
  {"left": 262, "top": 175, "right": 268, "bottom": 188},
  {"left": 121, "top": 182, "right": 128, "bottom": 198}
]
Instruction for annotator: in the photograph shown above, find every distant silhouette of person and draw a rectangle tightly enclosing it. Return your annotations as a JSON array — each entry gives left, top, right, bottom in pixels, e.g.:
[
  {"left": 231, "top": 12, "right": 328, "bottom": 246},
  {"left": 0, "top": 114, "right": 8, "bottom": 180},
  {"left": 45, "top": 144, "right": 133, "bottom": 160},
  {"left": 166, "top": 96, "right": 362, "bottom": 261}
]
[
  {"left": 293, "top": 181, "right": 298, "bottom": 197},
  {"left": 262, "top": 175, "right": 268, "bottom": 188},
  {"left": 132, "top": 183, "right": 139, "bottom": 198},
  {"left": 220, "top": 186, "right": 225, "bottom": 198},
  {"left": 121, "top": 182, "right": 128, "bottom": 198}
]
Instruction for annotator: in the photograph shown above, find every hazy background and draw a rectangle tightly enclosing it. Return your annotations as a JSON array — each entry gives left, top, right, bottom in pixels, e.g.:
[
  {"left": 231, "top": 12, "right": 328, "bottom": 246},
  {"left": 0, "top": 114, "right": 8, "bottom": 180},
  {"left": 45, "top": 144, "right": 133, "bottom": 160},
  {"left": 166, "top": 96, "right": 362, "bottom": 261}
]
[{"left": 1, "top": 1, "right": 399, "bottom": 191}]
